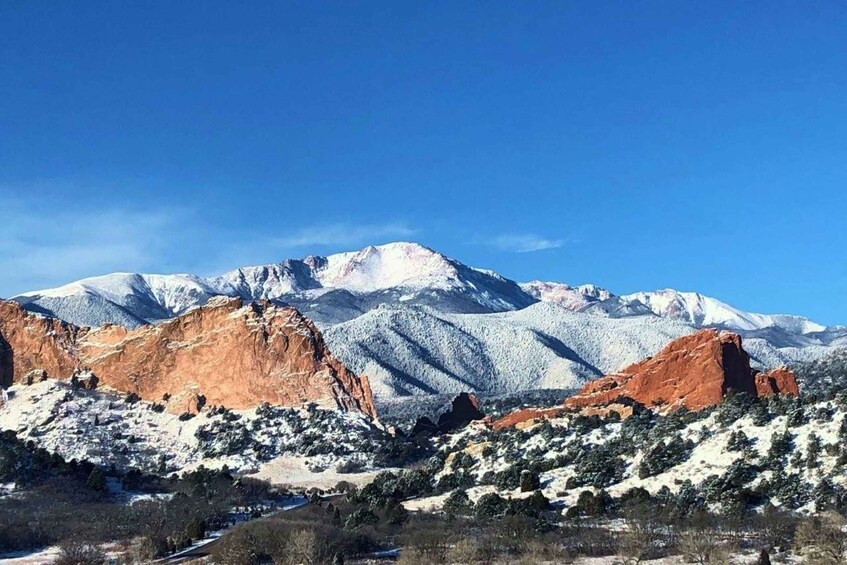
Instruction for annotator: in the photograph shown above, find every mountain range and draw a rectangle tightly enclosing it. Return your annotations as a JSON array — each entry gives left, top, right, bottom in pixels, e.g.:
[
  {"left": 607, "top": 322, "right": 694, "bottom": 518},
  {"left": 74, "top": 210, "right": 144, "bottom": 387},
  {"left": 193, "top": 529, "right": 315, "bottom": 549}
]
[{"left": 11, "top": 242, "right": 845, "bottom": 400}]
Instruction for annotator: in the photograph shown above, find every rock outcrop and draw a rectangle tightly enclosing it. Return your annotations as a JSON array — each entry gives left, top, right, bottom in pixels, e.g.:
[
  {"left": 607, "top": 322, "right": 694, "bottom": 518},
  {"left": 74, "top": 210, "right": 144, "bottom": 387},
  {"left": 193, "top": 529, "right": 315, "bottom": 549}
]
[
  {"left": 411, "top": 392, "right": 485, "bottom": 435},
  {"left": 564, "top": 329, "right": 799, "bottom": 412},
  {"left": 0, "top": 298, "right": 376, "bottom": 418},
  {"left": 754, "top": 366, "right": 800, "bottom": 397}
]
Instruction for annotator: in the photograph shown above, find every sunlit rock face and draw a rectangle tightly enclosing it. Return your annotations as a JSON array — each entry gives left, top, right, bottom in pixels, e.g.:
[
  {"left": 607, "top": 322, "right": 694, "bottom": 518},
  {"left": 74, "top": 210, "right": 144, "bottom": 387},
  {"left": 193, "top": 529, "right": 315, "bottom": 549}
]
[{"left": 0, "top": 298, "right": 376, "bottom": 418}]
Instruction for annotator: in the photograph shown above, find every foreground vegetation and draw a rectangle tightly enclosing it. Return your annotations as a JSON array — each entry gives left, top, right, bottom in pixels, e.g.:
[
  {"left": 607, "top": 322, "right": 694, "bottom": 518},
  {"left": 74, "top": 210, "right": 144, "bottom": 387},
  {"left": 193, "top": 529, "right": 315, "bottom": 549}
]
[
  {"left": 0, "top": 430, "right": 285, "bottom": 561},
  {"left": 2, "top": 350, "right": 846, "bottom": 563}
]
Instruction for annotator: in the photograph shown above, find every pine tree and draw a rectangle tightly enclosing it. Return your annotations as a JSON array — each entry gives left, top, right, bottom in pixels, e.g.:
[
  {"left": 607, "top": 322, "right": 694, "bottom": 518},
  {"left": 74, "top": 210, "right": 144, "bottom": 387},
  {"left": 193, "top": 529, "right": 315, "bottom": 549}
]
[
  {"left": 332, "top": 506, "right": 342, "bottom": 527},
  {"left": 86, "top": 468, "right": 107, "bottom": 492},
  {"left": 807, "top": 433, "right": 821, "bottom": 469},
  {"left": 519, "top": 469, "right": 540, "bottom": 492}
]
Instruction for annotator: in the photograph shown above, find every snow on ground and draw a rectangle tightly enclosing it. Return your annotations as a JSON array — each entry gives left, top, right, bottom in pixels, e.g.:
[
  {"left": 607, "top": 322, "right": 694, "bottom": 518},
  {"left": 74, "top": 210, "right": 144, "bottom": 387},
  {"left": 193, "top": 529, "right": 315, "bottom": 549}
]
[
  {"left": 249, "top": 456, "right": 392, "bottom": 489},
  {"left": 324, "top": 302, "right": 695, "bottom": 398},
  {"left": 569, "top": 552, "right": 773, "bottom": 564},
  {"left": 0, "top": 380, "right": 383, "bottom": 477},
  {"left": 325, "top": 300, "right": 834, "bottom": 400},
  {"left": 411, "top": 396, "right": 847, "bottom": 514},
  {"left": 0, "top": 547, "right": 62, "bottom": 564}
]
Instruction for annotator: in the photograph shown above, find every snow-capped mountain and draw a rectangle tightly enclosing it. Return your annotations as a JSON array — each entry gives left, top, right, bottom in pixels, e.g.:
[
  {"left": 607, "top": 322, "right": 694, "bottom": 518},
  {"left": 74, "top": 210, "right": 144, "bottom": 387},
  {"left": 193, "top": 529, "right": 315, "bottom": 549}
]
[
  {"left": 10, "top": 241, "right": 842, "bottom": 400},
  {"left": 520, "top": 281, "right": 613, "bottom": 311},
  {"left": 13, "top": 272, "right": 219, "bottom": 328},
  {"left": 322, "top": 302, "right": 836, "bottom": 400},
  {"left": 15, "top": 241, "right": 832, "bottom": 336},
  {"left": 615, "top": 289, "right": 827, "bottom": 335},
  {"left": 15, "top": 242, "right": 534, "bottom": 328}
]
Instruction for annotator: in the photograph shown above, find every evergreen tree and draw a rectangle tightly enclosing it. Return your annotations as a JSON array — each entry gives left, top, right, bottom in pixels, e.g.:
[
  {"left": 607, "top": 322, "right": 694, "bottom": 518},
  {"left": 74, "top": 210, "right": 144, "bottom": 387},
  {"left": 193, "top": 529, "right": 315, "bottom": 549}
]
[
  {"left": 806, "top": 433, "right": 821, "bottom": 469},
  {"left": 86, "top": 468, "right": 107, "bottom": 492},
  {"left": 726, "top": 430, "right": 751, "bottom": 451},
  {"left": 519, "top": 469, "right": 540, "bottom": 492},
  {"left": 331, "top": 506, "right": 342, "bottom": 527}
]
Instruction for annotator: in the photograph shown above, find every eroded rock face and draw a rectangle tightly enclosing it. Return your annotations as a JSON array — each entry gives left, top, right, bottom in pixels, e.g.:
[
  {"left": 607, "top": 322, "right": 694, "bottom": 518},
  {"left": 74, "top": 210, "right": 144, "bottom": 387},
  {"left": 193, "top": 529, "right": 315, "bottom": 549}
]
[
  {"left": 755, "top": 367, "right": 800, "bottom": 397},
  {"left": 565, "top": 329, "right": 798, "bottom": 412},
  {"left": 0, "top": 301, "right": 82, "bottom": 388},
  {"left": 0, "top": 298, "right": 376, "bottom": 418}
]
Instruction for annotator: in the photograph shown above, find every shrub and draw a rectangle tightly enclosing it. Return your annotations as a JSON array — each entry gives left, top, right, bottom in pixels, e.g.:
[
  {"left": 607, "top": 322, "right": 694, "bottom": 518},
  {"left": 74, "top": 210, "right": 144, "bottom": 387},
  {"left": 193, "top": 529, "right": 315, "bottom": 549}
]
[
  {"left": 637, "top": 435, "right": 693, "bottom": 479},
  {"left": 336, "top": 460, "right": 365, "bottom": 474},
  {"left": 54, "top": 541, "right": 106, "bottom": 565},
  {"left": 443, "top": 489, "right": 473, "bottom": 516},
  {"left": 86, "top": 468, "right": 107, "bottom": 492},
  {"left": 475, "top": 493, "right": 508, "bottom": 520},
  {"left": 794, "top": 512, "right": 847, "bottom": 565},
  {"left": 345, "top": 508, "right": 379, "bottom": 529},
  {"left": 519, "top": 469, "right": 540, "bottom": 492}
]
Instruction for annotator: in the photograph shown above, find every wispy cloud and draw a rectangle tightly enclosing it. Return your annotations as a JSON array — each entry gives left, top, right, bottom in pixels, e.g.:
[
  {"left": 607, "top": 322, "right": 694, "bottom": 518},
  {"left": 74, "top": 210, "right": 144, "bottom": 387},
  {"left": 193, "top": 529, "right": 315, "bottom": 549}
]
[
  {"left": 489, "top": 233, "right": 566, "bottom": 253},
  {"left": 0, "top": 192, "right": 419, "bottom": 296},
  {"left": 0, "top": 200, "right": 187, "bottom": 296},
  {"left": 270, "top": 223, "right": 417, "bottom": 249}
]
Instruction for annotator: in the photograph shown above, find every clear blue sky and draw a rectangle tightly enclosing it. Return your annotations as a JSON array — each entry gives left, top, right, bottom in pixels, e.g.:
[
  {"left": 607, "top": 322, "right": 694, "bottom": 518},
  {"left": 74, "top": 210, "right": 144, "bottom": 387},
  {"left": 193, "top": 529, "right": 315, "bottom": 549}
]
[{"left": 1, "top": 2, "right": 845, "bottom": 324}]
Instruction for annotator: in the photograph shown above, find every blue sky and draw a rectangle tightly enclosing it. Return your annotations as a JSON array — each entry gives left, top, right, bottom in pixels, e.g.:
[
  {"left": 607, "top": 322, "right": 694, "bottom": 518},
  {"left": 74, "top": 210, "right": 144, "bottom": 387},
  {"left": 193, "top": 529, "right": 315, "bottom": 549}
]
[{"left": 1, "top": 2, "right": 845, "bottom": 324}]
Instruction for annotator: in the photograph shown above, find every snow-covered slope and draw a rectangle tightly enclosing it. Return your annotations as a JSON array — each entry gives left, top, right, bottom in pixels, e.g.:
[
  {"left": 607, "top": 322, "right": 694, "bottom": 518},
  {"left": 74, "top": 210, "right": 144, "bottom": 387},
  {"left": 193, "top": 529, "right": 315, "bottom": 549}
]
[
  {"left": 322, "top": 302, "right": 815, "bottom": 400},
  {"left": 413, "top": 392, "right": 847, "bottom": 516},
  {"left": 0, "top": 380, "right": 382, "bottom": 475},
  {"left": 14, "top": 272, "right": 219, "bottom": 327},
  {"left": 615, "top": 289, "right": 827, "bottom": 334},
  {"left": 520, "top": 281, "right": 613, "bottom": 311},
  {"left": 10, "top": 242, "right": 840, "bottom": 399}
]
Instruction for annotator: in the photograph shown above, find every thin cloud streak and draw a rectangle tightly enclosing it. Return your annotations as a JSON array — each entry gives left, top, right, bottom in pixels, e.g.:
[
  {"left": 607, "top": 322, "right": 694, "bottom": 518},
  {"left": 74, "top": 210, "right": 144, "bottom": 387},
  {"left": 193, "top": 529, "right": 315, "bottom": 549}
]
[
  {"left": 0, "top": 200, "right": 187, "bottom": 296},
  {"left": 0, "top": 198, "right": 421, "bottom": 296},
  {"left": 490, "top": 233, "right": 566, "bottom": 253}
]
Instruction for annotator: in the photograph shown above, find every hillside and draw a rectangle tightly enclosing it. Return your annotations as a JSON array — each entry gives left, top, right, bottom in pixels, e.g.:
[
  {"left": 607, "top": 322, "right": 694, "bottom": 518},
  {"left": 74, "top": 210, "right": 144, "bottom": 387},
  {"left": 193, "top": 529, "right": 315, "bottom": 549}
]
[{"left": 323, "top": 303, "right": 822, "bottom": 400}]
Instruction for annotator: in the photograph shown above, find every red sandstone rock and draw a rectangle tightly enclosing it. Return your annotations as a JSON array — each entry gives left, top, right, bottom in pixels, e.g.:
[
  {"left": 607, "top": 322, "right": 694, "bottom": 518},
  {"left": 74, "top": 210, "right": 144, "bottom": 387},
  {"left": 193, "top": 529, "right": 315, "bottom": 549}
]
[
  {"left": 564, "top": 329, "right": 799, "bottom": 413},
  {"left": 491, "top": 407, "right": 565, "bottom": 431},
  {"left": 0, "top": 298, "right": 376, "bottom": 419},
  {"left": 755, "top": 367, "right": 800, "bottom": 397}
]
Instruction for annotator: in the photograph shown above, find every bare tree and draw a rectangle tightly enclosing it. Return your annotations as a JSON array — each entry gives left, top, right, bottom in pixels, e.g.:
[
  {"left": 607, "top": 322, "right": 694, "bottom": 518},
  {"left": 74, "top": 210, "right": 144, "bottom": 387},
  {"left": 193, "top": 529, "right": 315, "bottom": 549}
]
[
  {"left": 617, "top": 504, "right": 662, "bottom": 564},
  {"left": 677, "top": 511, "right": 732, "bottom": 565},
  {"left": 283, "top": 528, "right": 317, "bottom": 565},
  {"left": 53, "top": 541, "right": 106, "bottom": 565},
  {"left": 795, "top": 512, "right": 847, "bottom": 565}
]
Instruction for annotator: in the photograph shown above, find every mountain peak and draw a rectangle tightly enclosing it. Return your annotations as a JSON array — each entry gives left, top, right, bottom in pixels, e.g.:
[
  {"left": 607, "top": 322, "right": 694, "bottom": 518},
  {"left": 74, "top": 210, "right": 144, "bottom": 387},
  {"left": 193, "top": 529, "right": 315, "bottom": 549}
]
[
  {"left": 11, "top": 242, "right": 832, "bottom": 338},
  {"left": 520, "top": 280, "right": 613, "bottom": 311},
  {"left": 315, "top": 241, "right": 458, "bottom": 291}
]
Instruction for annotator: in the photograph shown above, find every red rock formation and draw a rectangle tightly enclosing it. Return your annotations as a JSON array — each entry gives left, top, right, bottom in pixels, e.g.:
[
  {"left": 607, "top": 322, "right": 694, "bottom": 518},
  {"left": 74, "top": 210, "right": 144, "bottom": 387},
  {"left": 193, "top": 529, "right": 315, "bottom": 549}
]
[
  {"left": 755, "top": 367, "right": 800, "bottom": 397},
  {"left": 0, "top": 298, "right": 376, "bottom": 419},
  {"left": 491, "top": 407, "right": 565, "bottom": 431},
  {"left": 564, "top": 329, "right": 798, "bottom": 413},
  {"left": 0, "top": 301, "right": 82, "bottom": 388}
]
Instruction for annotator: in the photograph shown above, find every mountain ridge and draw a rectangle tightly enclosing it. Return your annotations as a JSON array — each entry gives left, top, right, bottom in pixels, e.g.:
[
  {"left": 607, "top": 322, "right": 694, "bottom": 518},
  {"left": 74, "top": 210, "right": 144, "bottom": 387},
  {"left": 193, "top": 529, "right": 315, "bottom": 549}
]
[
  {"left": 13, "top": 241, "right": 833, "bottom": 334},
  {"left": 10, "top": 242, "right": 841, "bottom": 400}
]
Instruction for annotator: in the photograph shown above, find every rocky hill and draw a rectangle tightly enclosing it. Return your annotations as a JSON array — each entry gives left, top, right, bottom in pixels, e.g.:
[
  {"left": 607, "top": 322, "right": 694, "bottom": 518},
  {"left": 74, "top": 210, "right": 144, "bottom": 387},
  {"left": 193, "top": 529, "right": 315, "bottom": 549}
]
[
  {"left": 0, "top": 297, "right": 375, "bottom": 418},
  {"left": 565, "top": 329, "right": 799, "bottom": 412}
]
